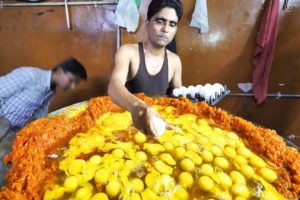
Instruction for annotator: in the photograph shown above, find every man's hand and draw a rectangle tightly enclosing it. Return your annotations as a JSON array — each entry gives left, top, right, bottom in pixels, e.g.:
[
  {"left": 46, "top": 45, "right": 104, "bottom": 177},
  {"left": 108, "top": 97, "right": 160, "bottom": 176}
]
[{"left": 131, "top": 103, "right": 173, "bottom": 137}]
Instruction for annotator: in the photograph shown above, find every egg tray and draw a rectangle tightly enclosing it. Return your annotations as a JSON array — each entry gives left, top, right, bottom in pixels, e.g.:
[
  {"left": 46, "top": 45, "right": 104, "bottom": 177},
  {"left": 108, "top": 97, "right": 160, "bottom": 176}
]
[{"left": 171, "top": 85, "right": 231, "bottom": 106}]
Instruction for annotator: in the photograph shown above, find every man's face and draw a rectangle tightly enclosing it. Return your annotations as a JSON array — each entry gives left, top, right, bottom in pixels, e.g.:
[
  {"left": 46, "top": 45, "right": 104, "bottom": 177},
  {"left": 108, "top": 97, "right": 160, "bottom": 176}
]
[
  {"left": 56, "top": 69, "right": 80, "bottom": 91},
  {"left": 147, "top": 7, "right": 179, "bottom": 48}
]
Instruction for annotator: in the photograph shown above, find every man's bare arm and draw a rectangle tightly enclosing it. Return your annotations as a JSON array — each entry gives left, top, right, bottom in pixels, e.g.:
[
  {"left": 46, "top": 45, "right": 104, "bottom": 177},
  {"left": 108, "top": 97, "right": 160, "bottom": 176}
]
[
  {"left": 170, "top": 54, "right": 183, "bottom": 89},
  {"left": 108, "top": 45, "right": 163, "bottom": 136},
  {"left": 108, "top": 45, "right": 146, "bottom": 112}
]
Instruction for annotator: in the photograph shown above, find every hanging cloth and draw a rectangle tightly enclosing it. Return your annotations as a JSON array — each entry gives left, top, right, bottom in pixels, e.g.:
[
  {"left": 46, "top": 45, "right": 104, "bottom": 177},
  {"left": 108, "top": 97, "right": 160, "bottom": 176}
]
[
  {"left": 189, "top": 0, "right": 209, "bottom": 33},
  {"left": 116, "top": 0, "right": 141, "bottom": 8},
  {"left": 252, "top": 0, "right": 280, "bottom": 105},
  {"left": 114, "top": 0, "right": 140, "bottom": 32}
]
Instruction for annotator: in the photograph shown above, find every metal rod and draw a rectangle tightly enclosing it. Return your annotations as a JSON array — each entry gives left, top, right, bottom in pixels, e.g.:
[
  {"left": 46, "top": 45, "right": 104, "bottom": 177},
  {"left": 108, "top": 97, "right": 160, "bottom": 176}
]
[
  {"left": 64, "top": 0, "right": 71, "bottom": 29},
  {"left": 227, "top": 93, "right": 300, "bottom": 98},
  {"left": 283, "top": 0, "right": 289, "bottom": 10},
  {"left": 93, "top": 0, "right": 98, "bottom": 8},
  {"left": 0, "top": 1, "right": 116, "bottom": 7},
  {"left": 117, "top": 26, "right": 121, "bottom": 49}
]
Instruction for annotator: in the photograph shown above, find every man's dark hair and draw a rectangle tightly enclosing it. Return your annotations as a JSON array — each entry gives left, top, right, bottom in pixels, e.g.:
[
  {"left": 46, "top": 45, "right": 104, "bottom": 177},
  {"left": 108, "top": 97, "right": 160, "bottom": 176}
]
[
  {"left": 55, "top": 57, "right": 87, "bottom": 80},
  {"left": 147, "top": 0, "right": 183, "bottom": 21}
]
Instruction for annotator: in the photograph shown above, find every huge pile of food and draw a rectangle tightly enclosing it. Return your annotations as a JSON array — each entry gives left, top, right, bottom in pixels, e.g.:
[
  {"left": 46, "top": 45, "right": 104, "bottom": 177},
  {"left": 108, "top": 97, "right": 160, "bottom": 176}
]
[{"left": 0, "top": 94, "right": 299, "bottom": 200}]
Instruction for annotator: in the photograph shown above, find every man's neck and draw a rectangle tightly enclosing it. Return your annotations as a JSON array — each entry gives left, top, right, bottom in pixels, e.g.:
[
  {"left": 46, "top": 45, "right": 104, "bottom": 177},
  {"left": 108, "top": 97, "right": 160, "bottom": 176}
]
[{"left": 143, "top": 41, "right": 165, "bottom": 57}]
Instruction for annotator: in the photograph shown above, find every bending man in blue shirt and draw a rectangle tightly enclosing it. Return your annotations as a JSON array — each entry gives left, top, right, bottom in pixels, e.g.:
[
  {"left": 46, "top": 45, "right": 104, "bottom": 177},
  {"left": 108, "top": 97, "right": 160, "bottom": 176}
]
[
  {"left": 0, "top": 57, "right": 87, "bottom": 134},
  {"left": 0, "top": 57, "right": 87, "bottom": 186}
]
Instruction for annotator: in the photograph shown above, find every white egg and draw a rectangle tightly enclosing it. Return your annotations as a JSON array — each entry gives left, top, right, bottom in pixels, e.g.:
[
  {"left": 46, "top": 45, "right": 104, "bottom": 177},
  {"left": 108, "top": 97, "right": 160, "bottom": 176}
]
[
  {"left": 213, "top": 83, "right": 225, "bottom": 94},
  {"left": 153, "top": 117, "right": 166, "bottom": 138},
  {"left": 211, "top": 85, "right": 221, "bottom": 96},
  {"left": 178, "top": 86, "right": 187, "bottom": 97},
  {"left": 204, "top": 83, "right": 212, "bottom": 90},
  {"left": 203, "top": 89, "right": 216, "bottom": 102},
  {"left": 187, "top": 86, "right": 197, "bottom": 98},
  {"left": 196, "top": 85, "right": 204, "bottom": 97},
  {"left": 172, "top": 88, "right": 180, "bottom": 97}
]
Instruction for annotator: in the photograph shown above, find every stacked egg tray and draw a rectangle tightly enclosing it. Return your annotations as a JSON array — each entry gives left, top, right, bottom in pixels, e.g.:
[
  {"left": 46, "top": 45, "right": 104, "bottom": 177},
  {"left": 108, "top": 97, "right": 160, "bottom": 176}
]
[{"left": 171, "top": 83, "right": 230, "bottom": 106}]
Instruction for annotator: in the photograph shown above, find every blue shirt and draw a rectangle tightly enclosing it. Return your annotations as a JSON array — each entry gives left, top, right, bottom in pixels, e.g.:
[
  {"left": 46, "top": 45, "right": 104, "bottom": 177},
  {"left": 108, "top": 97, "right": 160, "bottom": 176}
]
[{"left": 0, "top": 67, "right": 55, "bottom": 128}]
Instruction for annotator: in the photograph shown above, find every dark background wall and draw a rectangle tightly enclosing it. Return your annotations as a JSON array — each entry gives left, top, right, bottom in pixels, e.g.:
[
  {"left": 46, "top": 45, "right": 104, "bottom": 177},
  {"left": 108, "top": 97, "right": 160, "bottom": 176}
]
[{"left": 0, "top": 0, "right": 299, "bottom": 145}]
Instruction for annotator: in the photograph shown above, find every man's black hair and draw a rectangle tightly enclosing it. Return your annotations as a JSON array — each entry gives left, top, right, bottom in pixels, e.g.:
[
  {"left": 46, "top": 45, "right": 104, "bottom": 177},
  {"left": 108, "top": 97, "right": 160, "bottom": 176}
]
[
  {"left": 55, "top": 57, "right": 87, "bottom": 80},
  {"left": 147, "top": 0, "right": 183, "bottom": 21}
]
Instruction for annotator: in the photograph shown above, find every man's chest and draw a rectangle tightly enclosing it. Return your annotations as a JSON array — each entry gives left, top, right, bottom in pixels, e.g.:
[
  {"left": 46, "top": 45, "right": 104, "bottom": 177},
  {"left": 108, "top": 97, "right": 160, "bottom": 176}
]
[{"left": 128, "top": 56, "right": 173, "bottom": 81}]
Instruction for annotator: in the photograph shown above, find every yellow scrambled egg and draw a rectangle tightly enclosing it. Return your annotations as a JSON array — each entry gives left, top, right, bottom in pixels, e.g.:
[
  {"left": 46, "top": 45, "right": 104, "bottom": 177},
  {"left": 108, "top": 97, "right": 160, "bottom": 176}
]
[{"left": 44, "top": 105, "right": 286, "bottom": 200}]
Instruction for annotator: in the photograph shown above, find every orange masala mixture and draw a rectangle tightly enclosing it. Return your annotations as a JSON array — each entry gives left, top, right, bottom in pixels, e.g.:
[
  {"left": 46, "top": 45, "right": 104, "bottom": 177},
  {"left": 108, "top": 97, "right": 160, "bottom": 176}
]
[{"left": 0, "top": 95, "right": 299, "bottom": 199}]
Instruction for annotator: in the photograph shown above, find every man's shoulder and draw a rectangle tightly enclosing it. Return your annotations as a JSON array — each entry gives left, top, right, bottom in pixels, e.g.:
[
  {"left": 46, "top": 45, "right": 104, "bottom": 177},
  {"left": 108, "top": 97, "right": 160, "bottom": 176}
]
[
  {"left": 166, "top": 50, "right": 181, "bottom": 62},
  {"left": 116, "top": 43, "right": 139, "bottom": 59},
  {"left": 119, "top": 43, "right": 139, "bottom": 51},
  {"left": 13, "top": 67, "right": 48, "bottom": 79},
  {"left": 15, "top": 66, "right": 42, "bottom": 72}
]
